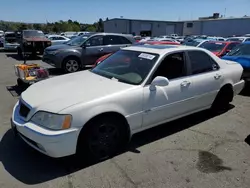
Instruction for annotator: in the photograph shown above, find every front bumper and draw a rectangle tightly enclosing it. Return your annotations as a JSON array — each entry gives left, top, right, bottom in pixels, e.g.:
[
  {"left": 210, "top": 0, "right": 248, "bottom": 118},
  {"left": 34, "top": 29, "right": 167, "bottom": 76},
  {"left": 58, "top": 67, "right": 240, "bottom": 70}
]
[
  {"left": 42, "top": 53, "right": 62, "bottom": 68},
  {"left": 11, "top": 101, "right": 79, "bottom": 158},
  {"left": 4, "top": 45, "right": 19, "bottom": 51}
]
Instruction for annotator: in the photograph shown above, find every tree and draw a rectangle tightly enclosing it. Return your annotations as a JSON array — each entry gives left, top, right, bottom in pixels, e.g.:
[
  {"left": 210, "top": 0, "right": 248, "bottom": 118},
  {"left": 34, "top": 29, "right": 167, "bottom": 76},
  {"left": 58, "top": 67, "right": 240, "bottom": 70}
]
[
  {"left": 86, "top": 25, "right": 96, "bottom": 32},
  {"left": 105, "top": 17, "right": 109, "bottom": 21},
  {"left": 33, "top": 23, "right": 42, "bottom": 30},
  {"left": 96, "top": 18, "right": 104, "bottom": 32}
]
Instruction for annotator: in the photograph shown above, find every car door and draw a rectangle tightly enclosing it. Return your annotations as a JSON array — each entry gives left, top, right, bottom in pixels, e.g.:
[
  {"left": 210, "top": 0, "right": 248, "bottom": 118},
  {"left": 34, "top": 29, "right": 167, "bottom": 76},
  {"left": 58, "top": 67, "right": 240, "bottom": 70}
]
[
  {"left": 187, "top": 50, "right": 222, "bottom": 109},
  {"left": 142, "top": 52, "right": 196, "bottom": 128},
  {"left": 103, "top": 35, "right": 132, "bottom": 54},
  {"left": 81, "top": 35, "right": 105, "bottom": 65}
]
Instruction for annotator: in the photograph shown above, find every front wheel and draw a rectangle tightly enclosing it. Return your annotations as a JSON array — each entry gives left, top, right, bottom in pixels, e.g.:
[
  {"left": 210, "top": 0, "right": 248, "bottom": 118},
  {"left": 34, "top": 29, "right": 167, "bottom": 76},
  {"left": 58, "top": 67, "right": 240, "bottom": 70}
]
[
  {"left": 77, "top": 116, "right": 128, "bottom": 162},
  {"left": 63, "top": 57, "right": 81, "bottom": 73}
]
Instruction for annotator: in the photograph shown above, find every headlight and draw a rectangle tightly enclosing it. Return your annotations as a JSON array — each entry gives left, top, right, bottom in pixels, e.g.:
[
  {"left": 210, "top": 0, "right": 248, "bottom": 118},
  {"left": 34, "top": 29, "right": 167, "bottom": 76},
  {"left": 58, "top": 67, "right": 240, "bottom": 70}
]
[
  {"left": 31, "top": 111, "right": 72, "bottom": 130},
  {"left": 48, "top": 50, "right": 60, "bottom": 55}
]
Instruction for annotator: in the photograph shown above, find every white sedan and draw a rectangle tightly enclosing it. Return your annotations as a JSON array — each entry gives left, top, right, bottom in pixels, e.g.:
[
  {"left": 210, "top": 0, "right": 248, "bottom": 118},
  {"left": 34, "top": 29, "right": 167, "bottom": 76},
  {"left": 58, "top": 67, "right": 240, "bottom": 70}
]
[
  {"left": 11, "top": 45, "right": 245, "bottom": 161},
  {"left": 47, "top": 35, "right": 70, "bottom": 45}
]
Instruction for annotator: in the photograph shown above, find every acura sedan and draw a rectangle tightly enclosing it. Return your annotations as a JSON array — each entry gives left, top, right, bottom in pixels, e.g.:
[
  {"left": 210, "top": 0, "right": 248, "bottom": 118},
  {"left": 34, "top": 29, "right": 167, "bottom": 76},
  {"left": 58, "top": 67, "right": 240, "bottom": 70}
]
[{"left": 12, "top": 45, "right": 245, "bottom": 161}]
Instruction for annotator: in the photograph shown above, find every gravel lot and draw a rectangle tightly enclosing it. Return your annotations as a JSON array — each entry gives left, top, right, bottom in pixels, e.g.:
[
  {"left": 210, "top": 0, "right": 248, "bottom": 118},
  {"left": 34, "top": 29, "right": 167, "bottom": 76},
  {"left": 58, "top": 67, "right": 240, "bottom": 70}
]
[{"left": 0, "top": 51, "right": 250, "bottom": 188}]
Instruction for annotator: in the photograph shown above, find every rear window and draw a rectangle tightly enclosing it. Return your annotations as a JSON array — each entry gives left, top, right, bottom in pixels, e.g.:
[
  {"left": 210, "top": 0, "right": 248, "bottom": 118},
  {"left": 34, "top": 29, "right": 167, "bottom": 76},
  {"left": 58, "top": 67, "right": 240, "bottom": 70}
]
[{"left": 199, "top": 42, "right": 226, "bottom": 52}]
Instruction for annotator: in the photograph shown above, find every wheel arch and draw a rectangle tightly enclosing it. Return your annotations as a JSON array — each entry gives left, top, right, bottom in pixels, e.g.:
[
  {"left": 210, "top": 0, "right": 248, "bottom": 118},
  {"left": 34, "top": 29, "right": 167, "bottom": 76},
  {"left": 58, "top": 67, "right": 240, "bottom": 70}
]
[
  {"left": 219, "top": 83, "right": 234, "bottom": 102},
  {"left": 76, "top": 111, "right": 131, "bottom": 149}
]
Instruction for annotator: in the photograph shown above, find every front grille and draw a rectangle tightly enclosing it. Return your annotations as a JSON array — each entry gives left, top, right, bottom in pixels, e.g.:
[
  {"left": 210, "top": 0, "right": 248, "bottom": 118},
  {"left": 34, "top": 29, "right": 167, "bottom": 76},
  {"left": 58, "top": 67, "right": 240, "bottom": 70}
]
[
  {"left": 19, "top": 102, "right": 30, "bottom": 118},
  {"left": 34, "top": 42, "right": 44, "bottom": 48}
]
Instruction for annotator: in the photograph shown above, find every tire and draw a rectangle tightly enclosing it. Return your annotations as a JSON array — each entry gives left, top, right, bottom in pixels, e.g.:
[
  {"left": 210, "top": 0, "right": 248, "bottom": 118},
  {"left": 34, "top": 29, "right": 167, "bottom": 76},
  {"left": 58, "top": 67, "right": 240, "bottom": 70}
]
[
  {"left": 211, "top": 86, "right": 233, "bottom": 113},
  {"left": 63, "top": 57, "right": 81, "bottom": 73},
  {"left": 77, "top": 116, "right": 129, "bottom": 162}
]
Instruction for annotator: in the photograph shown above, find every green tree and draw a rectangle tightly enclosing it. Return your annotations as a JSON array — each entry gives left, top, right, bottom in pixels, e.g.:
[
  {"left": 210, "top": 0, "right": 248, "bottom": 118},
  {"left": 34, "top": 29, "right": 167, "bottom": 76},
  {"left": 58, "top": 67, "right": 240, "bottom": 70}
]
[
  {"left": 86, "top": 25, "right": 96, "bottom": 32},
  {"left": 33, "top": 23, "right": 42, "bottom": 30}
]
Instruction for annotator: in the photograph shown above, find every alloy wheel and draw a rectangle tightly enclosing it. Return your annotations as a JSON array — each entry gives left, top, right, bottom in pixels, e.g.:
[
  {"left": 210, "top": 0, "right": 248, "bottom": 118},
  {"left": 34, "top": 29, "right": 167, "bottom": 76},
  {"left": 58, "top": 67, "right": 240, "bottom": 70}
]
[{"left": 65, "top": 60, "right": 79, "bottom": 73}]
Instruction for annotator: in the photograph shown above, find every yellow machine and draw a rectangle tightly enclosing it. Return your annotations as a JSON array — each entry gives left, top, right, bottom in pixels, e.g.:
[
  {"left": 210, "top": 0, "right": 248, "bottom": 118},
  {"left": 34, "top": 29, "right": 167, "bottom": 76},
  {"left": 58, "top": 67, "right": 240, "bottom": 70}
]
[{"left": 14, "top": 63, "right": 49, "bottom": 86}]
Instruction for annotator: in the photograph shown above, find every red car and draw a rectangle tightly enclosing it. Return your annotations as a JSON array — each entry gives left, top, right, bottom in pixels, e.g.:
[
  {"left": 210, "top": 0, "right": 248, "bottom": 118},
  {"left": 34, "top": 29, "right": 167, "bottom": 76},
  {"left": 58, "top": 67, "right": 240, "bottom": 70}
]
[
  {"left": 199, "top": 41, "right": 240, "bottom": 57},
  {"left": 94, "top": 41, "right": 180, "bottom": 67}
]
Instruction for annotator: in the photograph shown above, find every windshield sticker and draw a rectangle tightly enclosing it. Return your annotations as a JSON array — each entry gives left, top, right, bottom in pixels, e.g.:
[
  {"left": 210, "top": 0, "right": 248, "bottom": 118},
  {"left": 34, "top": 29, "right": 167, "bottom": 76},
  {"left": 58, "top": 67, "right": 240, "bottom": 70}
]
[
  {"left": 215, "top": 43, "right": 223, "bottom": 45},
  {"left": 138, "top": 53, "right": 155, "bottom": 60},
  {"left": 38, "top": 31, "right": 43, "bottom": 33}
]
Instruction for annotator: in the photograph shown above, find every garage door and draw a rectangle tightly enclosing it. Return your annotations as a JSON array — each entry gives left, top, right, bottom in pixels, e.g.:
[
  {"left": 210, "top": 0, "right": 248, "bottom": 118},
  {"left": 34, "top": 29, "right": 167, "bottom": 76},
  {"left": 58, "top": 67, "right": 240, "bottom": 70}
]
[
  {"left": 166, "top": 25, "right": 175, "bottom": 35},
  {"left": 141, "top": 23, "right": 152, "bottom": 31}
]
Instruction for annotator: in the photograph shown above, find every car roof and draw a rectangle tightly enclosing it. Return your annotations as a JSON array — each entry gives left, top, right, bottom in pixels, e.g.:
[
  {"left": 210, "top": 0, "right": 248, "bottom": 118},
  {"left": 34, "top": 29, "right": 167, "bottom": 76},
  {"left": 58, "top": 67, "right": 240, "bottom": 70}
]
[
  {"left": 123, "top": 45, "right": 202, "bottom": 55},
  {"left": 205, "top": 41, "right": 238, "bottom": 44}
]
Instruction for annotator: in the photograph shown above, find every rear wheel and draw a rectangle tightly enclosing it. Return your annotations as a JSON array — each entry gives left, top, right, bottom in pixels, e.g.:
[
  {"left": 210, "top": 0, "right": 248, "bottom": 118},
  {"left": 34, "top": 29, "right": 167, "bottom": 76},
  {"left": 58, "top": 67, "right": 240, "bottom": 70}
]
[
  {"left": 63, "top": 57, "right": 81, "bottom": 73},
  {"left": 77, "top": 116, "right": 129, "bottom": 162},
  {"left": 211, "top": 85, "right": 233, "bottom": 113}
]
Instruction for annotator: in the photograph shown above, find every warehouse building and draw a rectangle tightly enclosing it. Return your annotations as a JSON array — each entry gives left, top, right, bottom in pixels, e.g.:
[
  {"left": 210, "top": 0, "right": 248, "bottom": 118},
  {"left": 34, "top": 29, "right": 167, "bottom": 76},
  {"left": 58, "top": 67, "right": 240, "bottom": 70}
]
[
  {"left": 104, "top": 18, "right": 184, "bottom": 37},
  {"left": 183, "top": 17, "right": 250, "bottom": 37},
  {"left": 104, "top": 14, "right": 250, "bottom": 37}
]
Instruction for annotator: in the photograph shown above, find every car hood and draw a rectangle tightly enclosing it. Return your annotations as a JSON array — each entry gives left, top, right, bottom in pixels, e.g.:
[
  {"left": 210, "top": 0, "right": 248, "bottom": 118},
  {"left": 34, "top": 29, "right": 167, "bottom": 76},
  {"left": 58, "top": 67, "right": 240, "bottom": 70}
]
[
  {"left": 221, "top": 55, "right": 250, "bottom": 68},
  {"left": 45, "top": 44, "right": 76, "bottom": 51},
  {"left": 24, "top": 37, "right": 50, "bottom": 42},
  {"left": 21, "top": 70, "right": 134, "bottom": 113}
]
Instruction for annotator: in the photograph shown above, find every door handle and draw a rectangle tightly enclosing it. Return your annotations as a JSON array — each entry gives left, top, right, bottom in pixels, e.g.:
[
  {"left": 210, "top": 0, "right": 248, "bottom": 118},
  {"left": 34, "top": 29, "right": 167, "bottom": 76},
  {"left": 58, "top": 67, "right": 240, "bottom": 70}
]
[
  {"left": 180, "top": 80, "right": 191, "bottom": 87},
  {"left": 99, "top": 48, "right": 104, "bottom": 52},
  {"left": 214, "top": 74, "right": 221, "bottom": 79}
]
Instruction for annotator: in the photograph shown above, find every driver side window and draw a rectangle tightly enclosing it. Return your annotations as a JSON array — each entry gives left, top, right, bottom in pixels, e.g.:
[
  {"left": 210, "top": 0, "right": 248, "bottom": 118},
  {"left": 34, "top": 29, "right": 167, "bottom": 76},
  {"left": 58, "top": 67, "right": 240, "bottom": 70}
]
[
  {"left": 151, "top": 52, "right": 186, "bottom": 81},
  {"left": 85, "top": 36, "right": 103, "bottom": 47}
]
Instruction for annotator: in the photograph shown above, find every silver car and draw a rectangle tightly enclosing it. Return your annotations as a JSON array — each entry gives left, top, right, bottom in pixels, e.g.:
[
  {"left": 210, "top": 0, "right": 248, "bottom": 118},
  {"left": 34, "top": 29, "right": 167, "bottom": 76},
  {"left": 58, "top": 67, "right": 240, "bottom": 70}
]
[{"left": 43, "top": 33, "right": 135, "bottom": 73}]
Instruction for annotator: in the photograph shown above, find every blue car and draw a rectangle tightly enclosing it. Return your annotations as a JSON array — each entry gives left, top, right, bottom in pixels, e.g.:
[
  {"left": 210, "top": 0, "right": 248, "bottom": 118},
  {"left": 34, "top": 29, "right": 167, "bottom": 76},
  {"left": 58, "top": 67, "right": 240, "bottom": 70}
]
[{"left": 222, "top": 42, "right": 250, "bottom": 81}]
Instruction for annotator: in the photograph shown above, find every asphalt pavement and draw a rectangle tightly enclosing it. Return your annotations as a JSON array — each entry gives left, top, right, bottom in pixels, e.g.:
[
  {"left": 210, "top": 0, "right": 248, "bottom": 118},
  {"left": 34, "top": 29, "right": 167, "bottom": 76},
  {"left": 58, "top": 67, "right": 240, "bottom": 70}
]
[{"left": 0, "top": 51, "right": 250, "bottom": 188}]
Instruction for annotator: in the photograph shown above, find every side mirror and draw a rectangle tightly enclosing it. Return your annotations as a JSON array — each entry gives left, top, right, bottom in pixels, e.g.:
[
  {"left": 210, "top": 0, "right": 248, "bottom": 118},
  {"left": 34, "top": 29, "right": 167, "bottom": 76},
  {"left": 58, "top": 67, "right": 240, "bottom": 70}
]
[{"left": 150, "top": 76, "right": 169, "bottom": 91}]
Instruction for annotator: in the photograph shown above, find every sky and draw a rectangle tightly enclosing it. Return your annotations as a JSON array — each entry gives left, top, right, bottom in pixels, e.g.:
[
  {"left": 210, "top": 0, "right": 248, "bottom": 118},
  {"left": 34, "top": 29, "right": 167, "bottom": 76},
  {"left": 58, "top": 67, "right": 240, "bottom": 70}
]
[{"left": 1, "top": 0, "right": 250, "bottom": 24}]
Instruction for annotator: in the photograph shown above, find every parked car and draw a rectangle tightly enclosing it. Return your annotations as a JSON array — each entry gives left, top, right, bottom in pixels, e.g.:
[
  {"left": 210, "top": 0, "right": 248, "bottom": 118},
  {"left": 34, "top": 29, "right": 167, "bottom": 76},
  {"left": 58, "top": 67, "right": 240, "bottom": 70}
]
[
  {"left": 226, "top": 37, "right": 250, "bottom": 43},
  {"left": 46, "top": 35, "right": 70, "bottom": 45},
  {"left": 199, "top": 41, "right": 240, "bottom": 57},
  {"left": 3, "top": 31, "right": 20, "bottom": 51},
  {"left": 16, "top": 30, "right": 52, "bottom": 58},
  {"left": 183, "top": 39, "right": 208, "bottom": 47},
  {"left": 11, "top": 45, "right": 244, "bottom": 161},
  {"left": 221, "top": 42, "right": 250, "bottom": 81},
  {"left": 43, "top": 33, "right": 135, "bottom": 73},
  {"left": 60, "top": 31, "right": 77, "bottom": 38},
  {"left": 93, "top": 41, "right": 180, "bottom": 67},
  {"left": 0, "top": 36, "right": 4, "bottom": 47}
]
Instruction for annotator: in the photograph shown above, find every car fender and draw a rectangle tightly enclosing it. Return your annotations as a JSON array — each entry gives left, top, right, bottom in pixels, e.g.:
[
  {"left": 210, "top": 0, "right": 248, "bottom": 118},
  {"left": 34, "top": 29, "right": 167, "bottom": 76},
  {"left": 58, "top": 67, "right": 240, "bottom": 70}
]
[{"left": 60, "top": 49, "right": 82, "bottom": 63}]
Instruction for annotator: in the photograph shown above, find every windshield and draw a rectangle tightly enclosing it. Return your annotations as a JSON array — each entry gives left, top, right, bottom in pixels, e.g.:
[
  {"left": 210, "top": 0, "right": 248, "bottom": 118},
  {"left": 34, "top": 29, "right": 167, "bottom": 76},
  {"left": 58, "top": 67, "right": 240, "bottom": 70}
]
[
  {"left": 227, "top": 43, "right": 250, "bottom": 56},
  {"left": 23, "top": 30, "right": 45, "bottom": 38},
  {"left": 91, "top": 50, "right": 159, "bottom": 85},
  {"left": 226, "top": 38, "right": 244, "bottom": 42},
  {"left": 65, "top": 35, "right": 89, "bottom": 46},
  {"left": 199, "top": 42, "right": 226, "bottom": 52}
]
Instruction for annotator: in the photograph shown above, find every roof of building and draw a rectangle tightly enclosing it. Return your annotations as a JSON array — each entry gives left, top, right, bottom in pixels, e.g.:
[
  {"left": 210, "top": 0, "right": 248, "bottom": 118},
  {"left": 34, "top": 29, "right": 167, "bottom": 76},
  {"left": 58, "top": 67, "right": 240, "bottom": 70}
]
[
  {"left": 104, "top": 18, "right": 180, "bottom": 23},
  {"left": 105, "top": 16, "right": 250, "bottom": 24},
  {"left": 123, "top": 45, "right": 204, "bottom": 55}
]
